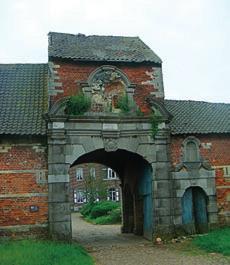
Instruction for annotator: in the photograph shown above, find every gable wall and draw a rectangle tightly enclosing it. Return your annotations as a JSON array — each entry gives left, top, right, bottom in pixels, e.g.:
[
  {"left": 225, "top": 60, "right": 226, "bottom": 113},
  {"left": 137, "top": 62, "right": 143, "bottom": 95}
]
[
  {"left": 0, "top": 137, "right": 48, "bottom": 237},
  {"left": 170, "top": 134, "right": 230, "bottom": 225},
  {"left": 49, "top": 61, "right": 162, "bottom": 113}
]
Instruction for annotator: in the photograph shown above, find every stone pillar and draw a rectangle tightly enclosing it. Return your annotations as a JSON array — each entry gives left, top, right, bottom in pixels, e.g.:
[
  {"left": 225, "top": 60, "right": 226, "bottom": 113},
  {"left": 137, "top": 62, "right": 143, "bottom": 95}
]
[
  {"left": 153, "top": 129, "right": 173, "bottom": 234},
  {"left": 48, "top": 126, "right": 72, "bottom": 240}
]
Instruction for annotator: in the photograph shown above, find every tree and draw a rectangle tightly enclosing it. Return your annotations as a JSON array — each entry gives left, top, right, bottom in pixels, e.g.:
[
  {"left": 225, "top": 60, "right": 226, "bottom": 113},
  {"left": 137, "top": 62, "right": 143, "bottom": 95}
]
[{"left": 83, "top": 172, "right": 107, "bottom": 203}]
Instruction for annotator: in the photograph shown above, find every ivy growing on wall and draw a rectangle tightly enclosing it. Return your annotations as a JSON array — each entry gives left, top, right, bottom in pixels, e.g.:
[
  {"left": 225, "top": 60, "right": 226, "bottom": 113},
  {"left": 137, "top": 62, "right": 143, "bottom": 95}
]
[
  {"left": 66, "top": 93, "right": 91, "bottom": 115},
  {"left": 150, "top": 112, "right": 161, "bottom": 138}
]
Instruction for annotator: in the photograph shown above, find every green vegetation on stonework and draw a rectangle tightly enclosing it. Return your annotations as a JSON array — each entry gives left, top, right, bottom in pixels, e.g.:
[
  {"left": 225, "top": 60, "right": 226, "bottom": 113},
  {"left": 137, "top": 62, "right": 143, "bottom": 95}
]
[
  {"left": 0, "top": 240, "right": 94, "bottom": 265},
  {"left": 150, "top": 113, "right": 161, "bottom": 138},
  {"left": 80, "top": 201, "right": 121, "bottom": 224},
  {"left": 192, "top": 227, "right": 230, "bottom": 256},
  {"left": 66, "top": 93, "right": 91, "bottom": 115},
  {"left": 117, "top": 94, "right": 130, "bottom": 113}
]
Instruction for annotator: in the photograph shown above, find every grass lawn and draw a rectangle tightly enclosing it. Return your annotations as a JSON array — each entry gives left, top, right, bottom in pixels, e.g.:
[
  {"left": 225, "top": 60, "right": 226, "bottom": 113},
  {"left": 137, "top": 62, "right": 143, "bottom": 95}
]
[
  {"left": 192, "top": 227, "right": 230, "bottom": 256},
  {"left": 0, "top": 240, "right": 94, "bottom": 265}
]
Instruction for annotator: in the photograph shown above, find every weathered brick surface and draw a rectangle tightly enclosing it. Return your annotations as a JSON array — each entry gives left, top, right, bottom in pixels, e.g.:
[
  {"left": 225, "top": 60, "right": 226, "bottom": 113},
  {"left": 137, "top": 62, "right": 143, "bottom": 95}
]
[
  {"left": 170, "top": 135, "right": 230, "bottom": 166},
  {"left": 50, "top": 61, "right": 159, "bottom": 113},
  {"left": 0, "top": 173, "right": 47, "bottom": 194},
  {"left": 0, "top": 141, "right": 48, "bottom": 232},
  {"left": 0, "top": 145, "right": 47, "bottom": 170},
  {"left": 170, "top": 134, "right": 230, "bottom": 224},
  {"left": 0, "top": 197, "right": 48, "bottom": 226}
]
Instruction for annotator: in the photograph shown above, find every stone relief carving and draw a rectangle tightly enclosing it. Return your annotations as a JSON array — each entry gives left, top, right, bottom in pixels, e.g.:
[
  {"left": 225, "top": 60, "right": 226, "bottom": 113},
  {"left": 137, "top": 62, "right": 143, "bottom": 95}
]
[
  {"left": 104, "top": 138, "right": 118, "bottom": 152},
  {"left": 82, "top": 65, "right": 134, "bottom": 113},
  {"left": 89, "top": 68, "right": 128, "bottom": 113}
]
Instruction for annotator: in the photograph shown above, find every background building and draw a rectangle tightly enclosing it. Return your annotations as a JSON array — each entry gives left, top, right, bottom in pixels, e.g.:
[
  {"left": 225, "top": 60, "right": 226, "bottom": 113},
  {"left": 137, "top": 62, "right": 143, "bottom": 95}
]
[{"left": 69, "top": 163, "right": 120, "bottom": 211}]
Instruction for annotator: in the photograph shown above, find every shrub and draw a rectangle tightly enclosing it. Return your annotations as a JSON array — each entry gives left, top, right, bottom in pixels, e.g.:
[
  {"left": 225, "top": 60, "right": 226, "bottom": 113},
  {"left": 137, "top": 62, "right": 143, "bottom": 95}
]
[
  {"left": 66, "top": 93, "right": 91, "bottom": 115},
  {"left": 89, "top": 201, "right": 119, "bottom": 219},
  {"left": 80, "top": 202, "right": 95, "bottom": 217},
  {"left": 88, "top": 206, "right": 121, "bottom": 224}
]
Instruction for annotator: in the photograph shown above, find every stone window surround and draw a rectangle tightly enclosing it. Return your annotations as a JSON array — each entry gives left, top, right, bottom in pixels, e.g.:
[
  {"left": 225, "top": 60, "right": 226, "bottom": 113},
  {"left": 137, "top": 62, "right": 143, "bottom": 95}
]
[{"left": 182, "top": 136, "right": 201, "bottom": 163}]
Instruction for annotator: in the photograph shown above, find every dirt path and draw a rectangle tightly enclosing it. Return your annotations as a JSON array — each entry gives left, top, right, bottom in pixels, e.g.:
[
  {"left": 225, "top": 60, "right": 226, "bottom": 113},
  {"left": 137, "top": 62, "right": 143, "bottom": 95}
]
[{"left": 72, "top": 213, "right": 229, "bottom": 265}]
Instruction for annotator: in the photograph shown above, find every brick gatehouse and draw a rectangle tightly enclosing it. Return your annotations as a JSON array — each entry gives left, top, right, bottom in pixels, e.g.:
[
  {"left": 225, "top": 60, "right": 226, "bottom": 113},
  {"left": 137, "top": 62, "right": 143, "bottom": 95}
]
[{"left": 0, "top": 32, "right": 229, "bottom": 240}]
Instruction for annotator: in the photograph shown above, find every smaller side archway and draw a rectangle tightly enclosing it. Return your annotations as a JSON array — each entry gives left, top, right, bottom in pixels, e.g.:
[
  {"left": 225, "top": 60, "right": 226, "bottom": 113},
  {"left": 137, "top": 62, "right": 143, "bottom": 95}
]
[{"left": 182, "top": 186, "right": 208, "bottom": 234}]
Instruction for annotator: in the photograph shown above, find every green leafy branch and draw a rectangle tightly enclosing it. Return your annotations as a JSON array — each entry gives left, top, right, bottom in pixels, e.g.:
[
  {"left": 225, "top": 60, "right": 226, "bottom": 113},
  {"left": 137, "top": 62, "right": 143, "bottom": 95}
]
[
  {"left": 66, "top": 93, "right": 91, "bottom": 115},
  {"left": 150, "top": 113, "right": 161, "bottom": 138}
]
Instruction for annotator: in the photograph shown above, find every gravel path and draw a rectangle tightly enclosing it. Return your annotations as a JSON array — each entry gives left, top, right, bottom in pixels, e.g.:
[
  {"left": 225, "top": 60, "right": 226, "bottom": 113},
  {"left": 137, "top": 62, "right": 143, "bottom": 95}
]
[{"left": 72, "top": 213, "right": 230, "bottom": 265}]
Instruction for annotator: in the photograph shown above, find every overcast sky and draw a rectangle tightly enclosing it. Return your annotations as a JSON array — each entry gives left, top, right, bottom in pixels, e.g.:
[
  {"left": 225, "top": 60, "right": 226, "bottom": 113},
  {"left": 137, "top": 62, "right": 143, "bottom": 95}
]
[{"left": 1, "top": 0, "right": 229, "bottom": 103}]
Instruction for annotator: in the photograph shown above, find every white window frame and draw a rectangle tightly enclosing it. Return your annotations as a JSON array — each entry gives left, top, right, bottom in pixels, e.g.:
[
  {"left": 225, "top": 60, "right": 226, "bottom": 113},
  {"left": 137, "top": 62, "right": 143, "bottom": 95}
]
[
  {"left": 76, "top": 168, "right": 83, "bottom": 181},
  {"left": 89, "top": 167, "right": 96, "bottom": 178},
  {"left": 107, "top": 188, "right": 119, "bottom": 202},
  {"left": 107, "top": 168, "right": 117, "bottom": 179},
  {"left": 223, "top": 166, "right": 230, "bottom": 177},
  {"left": 73, "top": 190, "right": 86, "bottom": 204}
]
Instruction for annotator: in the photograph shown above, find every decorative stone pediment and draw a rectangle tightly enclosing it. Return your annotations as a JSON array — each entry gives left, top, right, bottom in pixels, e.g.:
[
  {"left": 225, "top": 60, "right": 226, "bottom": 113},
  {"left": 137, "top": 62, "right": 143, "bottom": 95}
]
[
  {"left": 82, "top": 65, "right": 136, "bottom": 113},
  {"left": 146, "top": 96, "right": 173, "bottom": 122}
]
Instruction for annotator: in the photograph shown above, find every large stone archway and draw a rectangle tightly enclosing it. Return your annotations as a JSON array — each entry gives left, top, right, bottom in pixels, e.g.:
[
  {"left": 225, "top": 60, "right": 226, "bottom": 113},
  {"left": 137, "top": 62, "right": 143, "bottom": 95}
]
[
  {"left": 47, "top": 114, "right": 173, "bottom": 240},
  {"left": 71, "top": 148, "right": 153, "bottom": 239}
]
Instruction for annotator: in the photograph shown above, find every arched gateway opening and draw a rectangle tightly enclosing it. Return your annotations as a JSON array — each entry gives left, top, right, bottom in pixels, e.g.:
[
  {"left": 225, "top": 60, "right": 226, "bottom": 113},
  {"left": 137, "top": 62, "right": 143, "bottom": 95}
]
[
  {"left": 70, "top": 149, "right": 153, "bottom": 239},
  {"left": 47, "top": 112, "right": 173, "bottom": 241}
]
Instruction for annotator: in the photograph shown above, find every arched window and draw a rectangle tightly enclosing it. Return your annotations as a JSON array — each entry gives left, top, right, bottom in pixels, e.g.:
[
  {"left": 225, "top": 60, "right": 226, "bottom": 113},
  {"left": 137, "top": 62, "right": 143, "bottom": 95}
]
[
  {"left": 183, "top": 137, "right": 200, "bottom": 162},
  {"left": 186, "top": 141, "right": 198, "bottom": 162}
]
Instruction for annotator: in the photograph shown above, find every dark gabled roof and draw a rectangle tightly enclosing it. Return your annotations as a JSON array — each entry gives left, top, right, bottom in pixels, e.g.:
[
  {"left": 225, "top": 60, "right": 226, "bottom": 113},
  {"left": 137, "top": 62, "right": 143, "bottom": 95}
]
[
  {"left": 48, "top": 32, "right": 162, "bottom": 64},
  {"left": 0, "top": 64, "right": 48, "bottom": 135},
  {"left": 165, "top": 99, "right": 230, "bottom": 135}
]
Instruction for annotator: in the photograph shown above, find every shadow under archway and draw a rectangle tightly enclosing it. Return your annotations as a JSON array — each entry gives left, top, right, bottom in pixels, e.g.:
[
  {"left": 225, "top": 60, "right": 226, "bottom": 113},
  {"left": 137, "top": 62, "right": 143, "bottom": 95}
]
[{"left": 70, "top": 148, "right": 154, "bottom": 240}]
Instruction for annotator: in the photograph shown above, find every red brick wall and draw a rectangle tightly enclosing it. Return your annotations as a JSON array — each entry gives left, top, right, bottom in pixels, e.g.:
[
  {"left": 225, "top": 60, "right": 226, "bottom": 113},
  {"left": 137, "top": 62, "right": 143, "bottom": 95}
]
[
  {"left": 50, "top": 61, "right": 159, "bottom": 113},
  {"left": 171, "top": 134, "right": 230, "bottom": 224},
  {"left": 0, "top": 140, "right": 48, "bottom": 235},
  {"left": 170, "top": 135, "right": 230, "bottom": 167}
]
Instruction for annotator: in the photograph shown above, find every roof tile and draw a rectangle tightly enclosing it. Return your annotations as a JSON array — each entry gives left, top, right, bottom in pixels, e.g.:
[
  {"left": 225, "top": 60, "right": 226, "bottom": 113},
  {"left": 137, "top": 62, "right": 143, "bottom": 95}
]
[
  {"left": 48, "top": 32, "right": 162, "bottom": 64},
  {"left": 165, "top": 100, "right": 230, "bottom": 135},
  {"left": 0, "top": 64, "right": 48, "bottom": 135}
]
